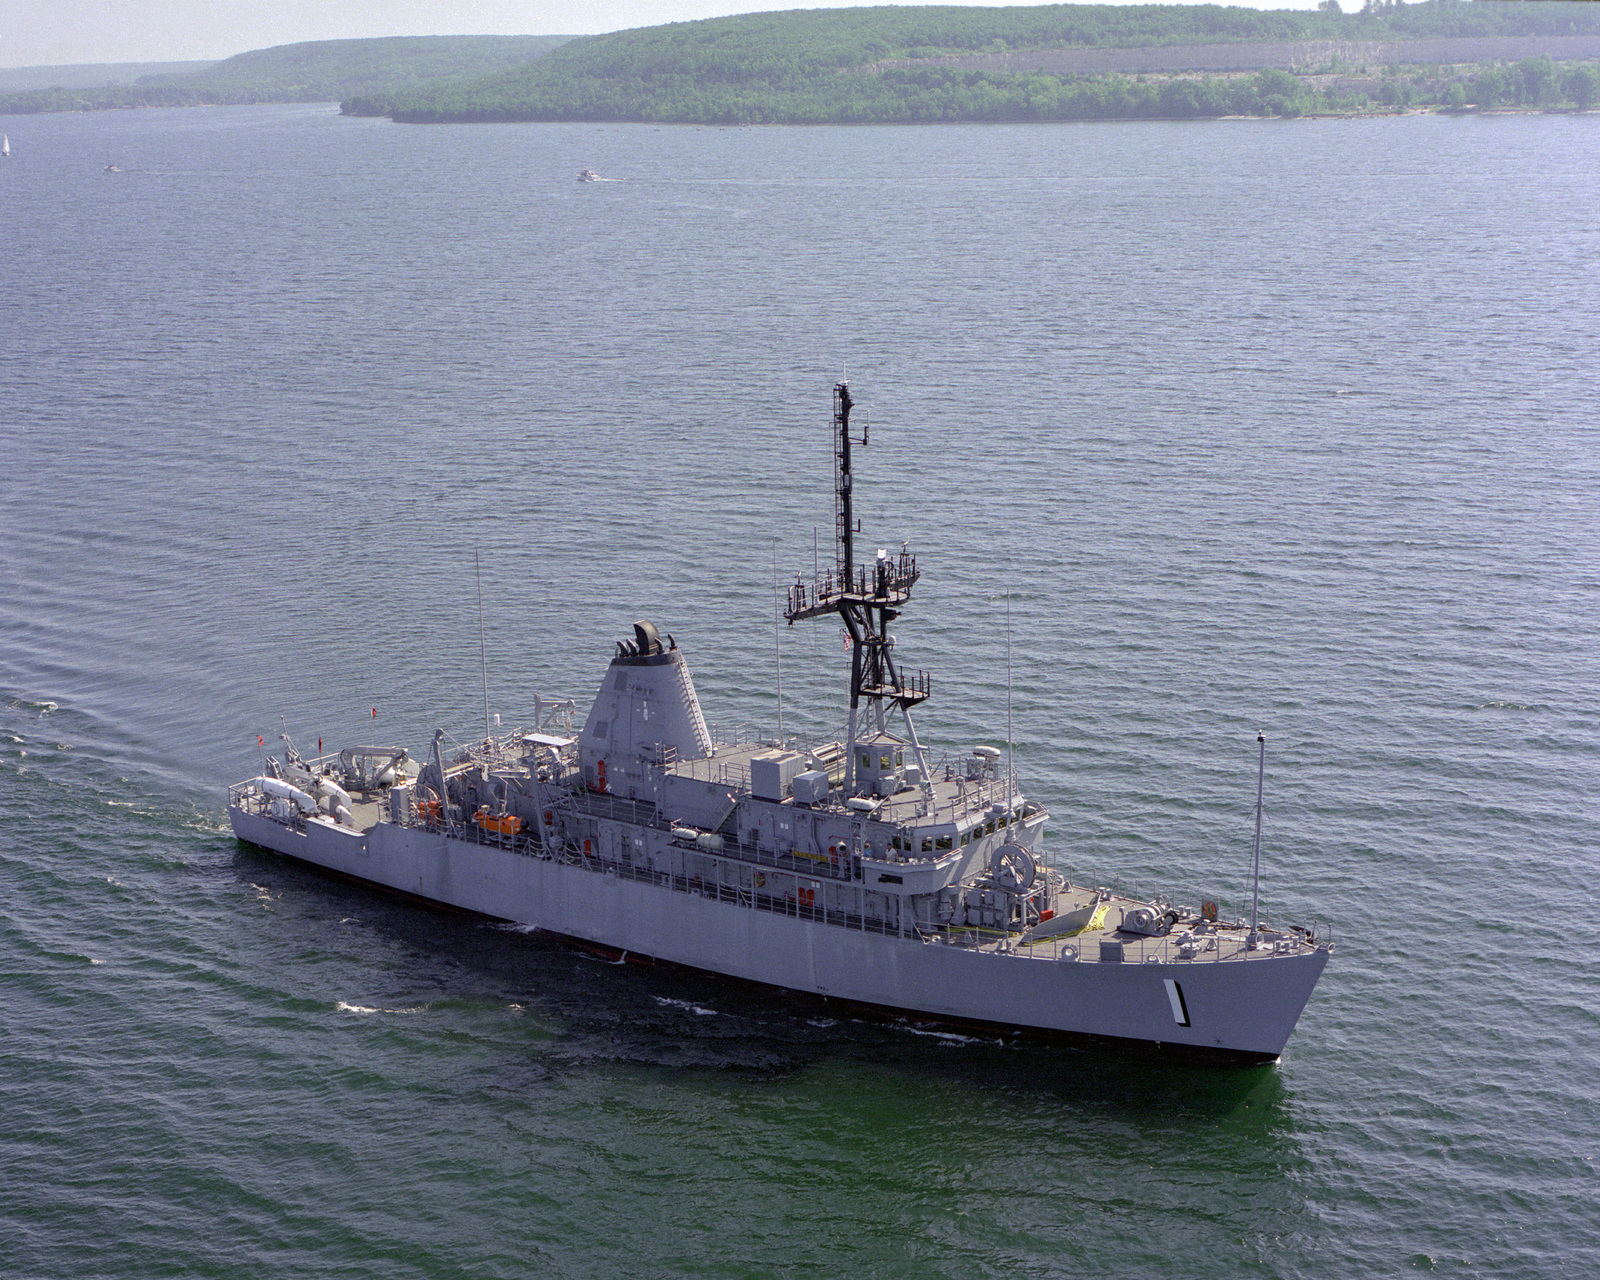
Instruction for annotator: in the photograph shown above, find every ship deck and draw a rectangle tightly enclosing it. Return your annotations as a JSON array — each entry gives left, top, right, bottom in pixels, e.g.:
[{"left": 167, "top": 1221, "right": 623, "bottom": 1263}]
[{"left": 229, "top": 740, "right": 1324, "bottom": 971}]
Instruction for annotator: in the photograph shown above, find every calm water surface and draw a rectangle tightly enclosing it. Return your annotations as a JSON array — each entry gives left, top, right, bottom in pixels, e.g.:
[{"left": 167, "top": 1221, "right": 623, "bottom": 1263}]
[{"left": 1, "top": 103, "right": 1597, "bottom": 1279}]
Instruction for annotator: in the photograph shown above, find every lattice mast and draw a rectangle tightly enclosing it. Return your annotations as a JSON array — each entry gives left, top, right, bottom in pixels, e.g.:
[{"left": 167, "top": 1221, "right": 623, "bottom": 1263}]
[{"left": 785, "top": 383, "right": 932, "bottom": 793}]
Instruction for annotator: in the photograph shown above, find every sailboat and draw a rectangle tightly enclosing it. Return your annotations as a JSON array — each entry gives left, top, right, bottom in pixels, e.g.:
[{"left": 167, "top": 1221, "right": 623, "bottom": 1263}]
[{"left": 2, "top": 135, "right": 10, "bottom": 159}]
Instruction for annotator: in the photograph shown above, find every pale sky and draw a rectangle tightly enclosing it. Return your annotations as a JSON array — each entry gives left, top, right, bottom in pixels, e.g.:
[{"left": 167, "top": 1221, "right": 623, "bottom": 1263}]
[{"left": 1, "top": 0, "right": 1332, "bottom": 69}]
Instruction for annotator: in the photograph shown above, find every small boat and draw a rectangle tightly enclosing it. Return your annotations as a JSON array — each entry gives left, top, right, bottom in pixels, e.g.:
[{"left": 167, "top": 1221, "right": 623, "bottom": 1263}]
[
  {"left": 578, "top": 169, "right": 599, "bottom": 182},
  {"left": 2, "top": 135, "right": 10, "bottom": 159},
  {"left": 103, "top": 162, "right": 120, "bottom": 172}
]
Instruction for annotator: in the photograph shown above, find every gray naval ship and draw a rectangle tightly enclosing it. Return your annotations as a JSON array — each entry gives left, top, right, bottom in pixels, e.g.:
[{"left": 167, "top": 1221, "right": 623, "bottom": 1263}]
[{"left": 229, "top": 384, "right": 1330, "bottom": 1062}]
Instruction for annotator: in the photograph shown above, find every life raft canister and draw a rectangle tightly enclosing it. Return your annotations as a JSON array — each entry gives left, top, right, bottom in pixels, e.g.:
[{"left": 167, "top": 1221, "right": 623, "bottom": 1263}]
[{"left": 475, "top": 809, "right": 522, "bottom": 836}]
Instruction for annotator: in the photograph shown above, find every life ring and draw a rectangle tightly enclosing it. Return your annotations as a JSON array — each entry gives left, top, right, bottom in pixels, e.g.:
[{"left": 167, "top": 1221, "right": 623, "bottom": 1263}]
[
  {"left": 755, "top": 872, "right": 766, "bottom": 888},
  {"left": 544, "top": 810, "right": 554, "bottom": 825},
  {"left": 596, "top": 759, "right": 607, "bottom": 793},
  {"left": 1201, "top": 900, "right": 1219, "bottom": 922}
]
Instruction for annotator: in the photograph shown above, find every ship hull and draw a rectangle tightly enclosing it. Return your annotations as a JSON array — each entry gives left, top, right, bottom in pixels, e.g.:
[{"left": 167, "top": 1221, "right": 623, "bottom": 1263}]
[{"left": 230, "top": 808, "right": 1326, "bottom": 1063}]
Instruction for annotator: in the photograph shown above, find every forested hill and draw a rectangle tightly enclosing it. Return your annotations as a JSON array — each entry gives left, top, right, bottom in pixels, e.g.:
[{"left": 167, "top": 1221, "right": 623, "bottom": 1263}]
[
  {"left": 0, "top": 35, "right": 575, "bottom": 114},
  {"left": 341, "top": 2, "right": 1600, "bottom": 124}
]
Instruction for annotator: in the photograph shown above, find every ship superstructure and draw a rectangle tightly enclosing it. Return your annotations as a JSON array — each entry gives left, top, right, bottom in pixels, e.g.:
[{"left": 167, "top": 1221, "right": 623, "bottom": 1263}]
[{"left": 228, "top": 384, "right": 1330, "bottom": 1061}]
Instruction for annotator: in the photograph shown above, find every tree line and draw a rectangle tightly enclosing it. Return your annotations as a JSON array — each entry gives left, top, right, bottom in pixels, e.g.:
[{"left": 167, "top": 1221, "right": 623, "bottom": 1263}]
[
  {"left": 0, "top": 35, "right": 571, "bottom": 115},
  {"left": 347, "top": 59, "right": 1600, "bottom": 126},
  {"left": 3, "top": 4, "right": 1595, "bottom": 123},
  {"left": 342, "top": 2, "right": 1600, "bottom": 124}
]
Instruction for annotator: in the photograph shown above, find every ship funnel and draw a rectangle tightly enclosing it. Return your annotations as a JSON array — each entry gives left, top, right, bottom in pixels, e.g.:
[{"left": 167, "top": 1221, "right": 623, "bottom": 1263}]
[{"left": 579, "top": 620, "right": 713, "bottom": 798}]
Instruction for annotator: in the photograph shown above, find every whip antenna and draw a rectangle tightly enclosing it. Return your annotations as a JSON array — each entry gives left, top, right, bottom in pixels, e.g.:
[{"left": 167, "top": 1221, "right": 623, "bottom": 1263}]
[
  {"left": 1006, "top": 591, "right": 1014, "bottom": 796},
  {"left": 1250, "top": 731, "right": 1265, "bottom": 947},
  {"left": 772, "top": 539, "right": 784, "bottom": 742},
  {"left": 477, "top": 548, "right": 491, "bottom": 744}
]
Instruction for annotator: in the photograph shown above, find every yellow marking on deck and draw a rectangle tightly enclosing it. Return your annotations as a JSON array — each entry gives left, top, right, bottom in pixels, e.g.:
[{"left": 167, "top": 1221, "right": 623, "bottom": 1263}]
[
  {"left": 1074, "top": 902, "right": 1113, "bottom": 935},
  {"left": 1020, "top": 901, "right": 1113, "bottom": 946}
]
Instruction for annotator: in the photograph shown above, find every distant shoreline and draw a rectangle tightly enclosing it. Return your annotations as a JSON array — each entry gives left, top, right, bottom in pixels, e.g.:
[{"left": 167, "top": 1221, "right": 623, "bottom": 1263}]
[
  {"left": 5, "top": 20, "right": 1598, "bottom": 126},
  {"left": 860, "top": 32, "right": 1600, "bottom": 78}
]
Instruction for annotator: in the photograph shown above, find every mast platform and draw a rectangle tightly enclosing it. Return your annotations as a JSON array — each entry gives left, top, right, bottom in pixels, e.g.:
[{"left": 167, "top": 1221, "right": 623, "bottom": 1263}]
[{"left": 784, "top": 549, "right": 920, "bottom": 623}]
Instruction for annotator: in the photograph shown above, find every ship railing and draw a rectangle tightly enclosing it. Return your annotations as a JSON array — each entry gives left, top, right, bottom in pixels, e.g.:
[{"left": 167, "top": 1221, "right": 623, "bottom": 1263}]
[
  {"left": 672, "top": 748, "right": 840, "bottom": 797},
  {"left": 402, "top": 808, "right": 545, "bottom": 856},
  {"left": 567, "top": 855, "right": 902, "bottom": 936},
  {"left": 227, "top": 780, "right": 270, "bottom": 813},
  {"left": 390, "top": 803, "right": 1328, "bottom": 959},
  {"left": 652, "top": 827, "right": 855, "bottom": 883},
  {"left": 407, "top": 813, "right": 913, "bottom": 940},
  {"left": 865, "top": 773, "right": 1024, "bottom": 833},
  {"left": 446, "top": 728, "right": 540, "bottom": 772},
  {"left": 908, "top": 919, "right": 1248, "bottom": 962},
  {"left": 699, "top": 721, "right": 851, "bottom": 758},
  {"left": 399, "top": 794, "right": 854, "bottom": 882},
  {"left": 706, "top": 835, "right": 854, "bottom": 882},
  {"left": 668, "top": 754, "right": 751, "bottom": 791},
  {"left": 931, "top": 767, "right": 1018, "bottom": 817},
  {"left": 567, "top": 790, "right": 668, "bottom": 829},
  {"left": 784, "top": 555, "right": 919, "bottom": 621},
  {"left": 227, "top": 782, "right": 312, "bottom": 833},
  {"left": 983, "top": 920, "right": 1307, "bottom": 964},
  {"left": 702, "top": 722, "right": 768, "bottom": 750},
  {"left": 1038, "top": 873, "right": 1313, "bottom": 950}
]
